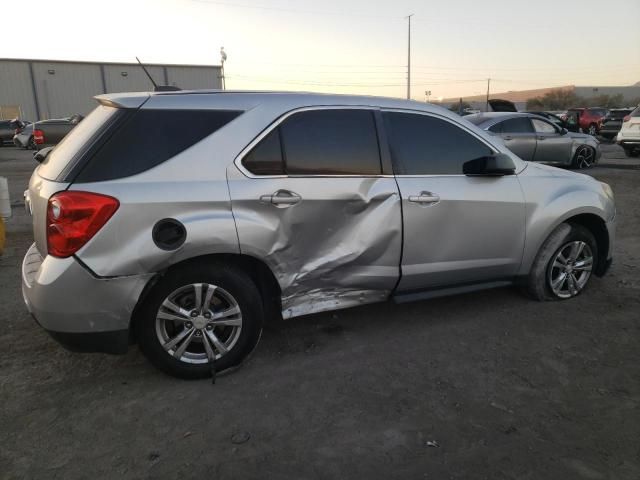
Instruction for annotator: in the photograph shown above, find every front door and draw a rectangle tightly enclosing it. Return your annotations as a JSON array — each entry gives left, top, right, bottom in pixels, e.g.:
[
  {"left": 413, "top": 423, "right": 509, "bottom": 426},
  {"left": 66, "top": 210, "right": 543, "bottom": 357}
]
[
  {"left": 228, "top": 107, "right": 402, "bottom": 318},
  {"left": 382, "top": 110, "right": 526, "bottom": 291},
  {"left": 531, "top": 117, "right": 573, "bottom": 164}
]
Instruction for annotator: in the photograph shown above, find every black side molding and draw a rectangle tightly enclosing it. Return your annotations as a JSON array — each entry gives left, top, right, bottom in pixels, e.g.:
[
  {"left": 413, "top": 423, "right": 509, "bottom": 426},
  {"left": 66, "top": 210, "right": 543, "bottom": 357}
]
[{"left": 393, "top": 280, "right": 513, "bottom": 304}]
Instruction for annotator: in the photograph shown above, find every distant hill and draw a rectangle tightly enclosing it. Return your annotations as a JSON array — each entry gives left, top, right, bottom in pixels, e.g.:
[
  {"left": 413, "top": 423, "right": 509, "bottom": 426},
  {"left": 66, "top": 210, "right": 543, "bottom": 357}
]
[{"left": 440, "top": 85, "right": 575, "bottom": 103}]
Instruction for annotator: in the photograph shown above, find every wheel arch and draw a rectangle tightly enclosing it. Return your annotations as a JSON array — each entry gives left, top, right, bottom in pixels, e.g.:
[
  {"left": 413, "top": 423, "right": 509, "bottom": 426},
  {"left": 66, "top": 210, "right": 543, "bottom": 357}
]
[
  {"left": 130, "top": 253, "right": 283, "bottom": 341},
  {"left": 563, "top": 213, "right": 609, "bottom": 276}
]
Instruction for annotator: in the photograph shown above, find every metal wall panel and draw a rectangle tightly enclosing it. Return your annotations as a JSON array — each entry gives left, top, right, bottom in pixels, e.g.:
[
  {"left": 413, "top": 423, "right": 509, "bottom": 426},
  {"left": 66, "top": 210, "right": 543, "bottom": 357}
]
[
  {"left": 0, "top": 61, "right": 38, "bottom": 120},
  {"left": 166, "top": 66, "right": 221, "bottom": 90},
  {"left": 104, "top": 64, "right": 164, "bottom": 93},
  {"left": 32, "top": 62, "right": 102, "bottom": 119}
]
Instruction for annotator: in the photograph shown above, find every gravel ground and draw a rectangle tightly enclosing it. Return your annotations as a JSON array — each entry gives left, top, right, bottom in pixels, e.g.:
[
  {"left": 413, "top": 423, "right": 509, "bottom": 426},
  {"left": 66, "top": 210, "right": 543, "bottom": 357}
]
[{"left": 1, "top": 144, "right": 639, "bottom": 479}]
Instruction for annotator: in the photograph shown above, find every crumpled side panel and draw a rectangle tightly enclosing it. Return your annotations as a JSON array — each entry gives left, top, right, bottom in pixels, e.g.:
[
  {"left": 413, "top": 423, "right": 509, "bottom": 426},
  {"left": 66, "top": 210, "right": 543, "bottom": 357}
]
[{"left": 227, "top": 170, "right": 402, "bottom": 318}]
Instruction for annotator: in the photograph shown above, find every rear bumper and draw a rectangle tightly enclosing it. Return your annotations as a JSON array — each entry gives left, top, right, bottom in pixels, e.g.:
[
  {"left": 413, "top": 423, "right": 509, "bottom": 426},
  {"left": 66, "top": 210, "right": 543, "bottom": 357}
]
[{"left": 22, "top": 243, "right": 152, "bottom": 354}]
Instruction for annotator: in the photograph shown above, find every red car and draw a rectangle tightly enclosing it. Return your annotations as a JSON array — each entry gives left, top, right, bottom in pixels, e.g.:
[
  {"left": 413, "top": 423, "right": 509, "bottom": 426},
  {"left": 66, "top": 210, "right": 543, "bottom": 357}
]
[{"left": 564, "top": 107, "right": 608, "bottom": 136}]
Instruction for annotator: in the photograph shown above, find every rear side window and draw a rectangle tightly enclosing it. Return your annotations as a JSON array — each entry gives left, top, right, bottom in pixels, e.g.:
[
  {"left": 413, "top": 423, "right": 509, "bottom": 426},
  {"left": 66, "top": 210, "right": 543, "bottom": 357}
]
[
  {"left": 531, "top": 118, "right": 557, "bottom": 133},
  {"left": 383, "top": 112, "right": 492, "bottom": 175},
  {"left": 281, "top": 109, "right": 380, "bottom": 175},
  {"left": 74, "top": 109, "right": 241, "bottom": 182},
  {"left": 241, "top": 109, "right": 381, "bottom": 176}
]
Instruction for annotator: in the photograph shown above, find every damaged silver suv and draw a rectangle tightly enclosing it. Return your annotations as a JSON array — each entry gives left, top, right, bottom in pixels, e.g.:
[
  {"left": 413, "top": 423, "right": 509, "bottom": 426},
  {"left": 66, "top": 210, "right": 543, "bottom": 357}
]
[{"left": 22, "top": 91, "right": 615, "bottom": 379}]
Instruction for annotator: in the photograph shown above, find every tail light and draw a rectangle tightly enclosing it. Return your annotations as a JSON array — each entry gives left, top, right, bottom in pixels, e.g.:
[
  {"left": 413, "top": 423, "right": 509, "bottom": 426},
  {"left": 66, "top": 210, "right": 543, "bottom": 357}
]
[
  {"left": 33, "top": 129, "right": 44, "bottom": 144},
  {"left": 47, "top": 191, "right": 119, "bottom": 258},
  {"left": 623, "top": 115, "right": 630, "bottom": 122}
]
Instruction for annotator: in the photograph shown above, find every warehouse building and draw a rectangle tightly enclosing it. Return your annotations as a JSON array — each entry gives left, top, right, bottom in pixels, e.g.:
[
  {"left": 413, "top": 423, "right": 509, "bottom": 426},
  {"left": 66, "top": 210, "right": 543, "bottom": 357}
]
[{"left": 0, "top": 58, "right": 222, "bottom": 121}]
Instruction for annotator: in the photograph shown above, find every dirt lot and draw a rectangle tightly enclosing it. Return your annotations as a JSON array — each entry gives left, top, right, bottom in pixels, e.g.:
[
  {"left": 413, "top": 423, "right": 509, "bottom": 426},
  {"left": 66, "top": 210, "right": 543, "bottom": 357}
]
[{"left": 1, "top": 145, "right": 639, "bottom": 479}]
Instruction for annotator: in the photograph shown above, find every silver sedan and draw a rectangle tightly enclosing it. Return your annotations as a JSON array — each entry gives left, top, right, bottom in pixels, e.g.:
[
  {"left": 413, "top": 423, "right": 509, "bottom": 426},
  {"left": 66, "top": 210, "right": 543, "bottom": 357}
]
[{"left": 466, "top": 112, "right": 601, "bottom": 169}]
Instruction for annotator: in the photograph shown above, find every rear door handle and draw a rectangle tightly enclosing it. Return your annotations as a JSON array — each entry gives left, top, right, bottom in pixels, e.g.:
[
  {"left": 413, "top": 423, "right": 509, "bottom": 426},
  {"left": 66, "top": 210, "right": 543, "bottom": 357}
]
[
  {"left": 408, "top": 192, "right": 440, "bottom": 205},
  {"left": 260, "top": 190, "right": 302, "bottom": 206},
  {"left": 503, "top": 136, "right": 513, "bottom": 141}
]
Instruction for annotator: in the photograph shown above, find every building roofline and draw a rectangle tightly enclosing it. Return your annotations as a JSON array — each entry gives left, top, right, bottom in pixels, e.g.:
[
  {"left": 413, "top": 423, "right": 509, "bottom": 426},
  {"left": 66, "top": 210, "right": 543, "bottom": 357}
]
[{"left": 0, "top": 57, "right": 221, "bottom": 69}]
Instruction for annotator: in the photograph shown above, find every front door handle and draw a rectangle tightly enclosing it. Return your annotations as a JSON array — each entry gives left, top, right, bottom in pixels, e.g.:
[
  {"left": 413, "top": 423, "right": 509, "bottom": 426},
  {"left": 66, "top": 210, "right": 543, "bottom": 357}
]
[
  {"left": 260, "top": 190, "right": 302, "bottom": 207},
  {"left": 503, "top": 135, "right": 513, "bottom": 141},
  {"left": 408, "top": 192, "right": 440, "bottom": 205}
]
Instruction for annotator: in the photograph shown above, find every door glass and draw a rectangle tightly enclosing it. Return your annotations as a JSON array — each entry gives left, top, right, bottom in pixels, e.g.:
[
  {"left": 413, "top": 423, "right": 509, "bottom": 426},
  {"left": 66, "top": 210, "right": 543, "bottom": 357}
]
[
  {"left": 280, "top": 109, "right": 381, "bottom": 175},
  {"left": 383, "top": 112, "right": 492, "bottom": 174},
  {"left": 501, "top": 117, "right": 534, "bottom": 133},
  {"left": 531, "top": 118, "right": 557, "bottom": 133}
]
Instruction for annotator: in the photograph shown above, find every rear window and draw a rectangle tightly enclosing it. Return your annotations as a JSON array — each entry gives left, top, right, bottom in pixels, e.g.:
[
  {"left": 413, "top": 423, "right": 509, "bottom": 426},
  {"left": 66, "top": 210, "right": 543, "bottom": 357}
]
[
  {"left": 38, "top": 105, "right": 117, "bottom": 181},
  {"left": 74, "top": 109, "right": 242, "bottom": 182}
]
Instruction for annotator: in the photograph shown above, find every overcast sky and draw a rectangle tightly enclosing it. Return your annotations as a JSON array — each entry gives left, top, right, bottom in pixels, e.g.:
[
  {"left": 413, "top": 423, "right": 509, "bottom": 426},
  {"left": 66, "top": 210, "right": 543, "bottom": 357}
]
[{"left": 2, "top": 0, "right": 639, "bottom": 100}]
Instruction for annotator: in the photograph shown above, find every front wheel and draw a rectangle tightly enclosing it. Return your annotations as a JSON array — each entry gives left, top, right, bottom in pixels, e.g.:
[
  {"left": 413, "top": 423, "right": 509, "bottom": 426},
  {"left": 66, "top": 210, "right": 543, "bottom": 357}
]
[
  {"left": 135, "top": 263, "right": 264, "bottom": 379},
  {"left": 572, "top": 145, "right": 596, "bottom": 169},
  {"left": 526, "top": 223, "right": 598, "bottom": 301}
]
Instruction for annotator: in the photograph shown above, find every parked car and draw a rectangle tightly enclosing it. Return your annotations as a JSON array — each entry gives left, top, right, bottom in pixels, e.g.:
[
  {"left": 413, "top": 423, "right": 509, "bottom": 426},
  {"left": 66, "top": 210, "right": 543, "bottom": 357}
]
[
  {"left": 465, "top": 112, "right": 601, "bottom": 169},
  {"left": 22, "top": 91, "right": 615, "bottom": 379},
  {"left": 524, "top": 111, "right": 565, "bottom": 128},
  {"left": 616, "top": 105, "right": 640, "bottom": 157},
  {"left": 566, "top": 107, "right": 608, "bottom": 136},
  {"left": 0, "top": 119, "right": 28, "bottom": 146},
  {"left": 33, "top": 114, "right": 83, "bottom": 150},
  {"left": 600, "top": 108, "right": 634, "bottom": 140},
  {"left": 13, "top": 123, "right": 36, "bottom": 149}
]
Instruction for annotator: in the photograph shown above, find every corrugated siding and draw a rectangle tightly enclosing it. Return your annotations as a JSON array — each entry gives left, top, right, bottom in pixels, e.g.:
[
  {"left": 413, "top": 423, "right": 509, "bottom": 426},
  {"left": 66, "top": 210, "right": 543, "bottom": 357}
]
[
  {"left": 104, "top": 64, "right": 164, "bottom": 93},
  {"left": 166, "top": 66, "right": 221, "bottom": 90},
  {"left": 0, "top": 61, "right": 38, "bottom": 120},
  {"left": 32, "top": 62, "right": 102, "bottom": 119}
]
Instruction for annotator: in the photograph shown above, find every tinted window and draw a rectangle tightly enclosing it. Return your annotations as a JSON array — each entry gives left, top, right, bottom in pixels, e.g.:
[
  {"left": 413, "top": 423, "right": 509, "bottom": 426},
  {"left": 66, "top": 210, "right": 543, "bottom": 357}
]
[
  {"left": 631, "top": 107, "right": 640, "bottom": 118},
  {"left": 383, "top": 112, "right": 493, "bottom": 175},
  {"left": 531, "top": 118, "right": 557, "bottom": 133},
  {"left": 501, "top": 117, "right": 534, "bottom": 133},
  {"left": 75, "top": 109, "right": 241, "bottom": 182},
  {"left": 488, "top": 122, "right": 502, "bottom": 133},
  {"left": 279, "top": 109, "right": 381, "bottom": 175},
  {"left": 242, "top": 129, "right": 284, "bottom": 175}
]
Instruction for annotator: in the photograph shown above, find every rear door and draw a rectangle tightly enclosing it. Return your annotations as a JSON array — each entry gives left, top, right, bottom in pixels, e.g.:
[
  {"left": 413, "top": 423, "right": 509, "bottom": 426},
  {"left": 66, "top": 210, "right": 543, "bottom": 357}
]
[
  {"left": 531, "top": 117, "right": 572, "bottom": 163},
  {"left": 383, "top": 110, "right": 525, "bottom": 291},
  {"left": 228, "top": 107, "right": 402, "bottom": 318},
  {"left": 490, "top": 117, "right": 537, "bottom": 161}
]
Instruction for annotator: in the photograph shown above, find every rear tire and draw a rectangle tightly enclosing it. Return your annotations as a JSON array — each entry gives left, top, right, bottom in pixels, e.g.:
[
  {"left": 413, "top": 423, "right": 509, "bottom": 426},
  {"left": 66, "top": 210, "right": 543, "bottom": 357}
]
[
  {"left": 623, "top": 147, "right": 639, "bottom": 158},
  {"left": 135, "top": 263, "right": 264, "bottom": 379},
  {"left": 526, "top": 223, "right": 598, "bottom": 301}
]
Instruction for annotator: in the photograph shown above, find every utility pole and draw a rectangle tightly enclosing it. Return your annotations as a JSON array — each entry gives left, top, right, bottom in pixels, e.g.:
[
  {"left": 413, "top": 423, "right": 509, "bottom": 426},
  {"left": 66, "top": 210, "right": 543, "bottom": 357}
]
[
  {"left": 220, "top": 46, "right": 227, "bottom": 90},
  {"left": 407, "top": 14, "right": 413, "bottom": 100},
  {"left": 485, "top": 78, "right": 490, "bottom": 111},
  {"left": 425, "top": 90, "right": 431, "bottom": 103}
]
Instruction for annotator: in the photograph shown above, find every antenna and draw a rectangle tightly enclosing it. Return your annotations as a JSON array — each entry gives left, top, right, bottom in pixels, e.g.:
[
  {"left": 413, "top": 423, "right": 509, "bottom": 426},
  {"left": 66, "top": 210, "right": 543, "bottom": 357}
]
[
  {"left": 136, "top": 57, "right": 158, "bottom": 90},
  {"left": 135, "top": 57, "right": 181, "bottom": 92}
]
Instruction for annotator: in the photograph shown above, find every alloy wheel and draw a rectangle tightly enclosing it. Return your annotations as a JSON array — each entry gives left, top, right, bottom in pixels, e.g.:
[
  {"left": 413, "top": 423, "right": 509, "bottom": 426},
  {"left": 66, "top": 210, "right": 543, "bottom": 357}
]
[
  {"left": 155, "top": 283, "right": 243, "bottom": 364},
  {"left": 548, "top": 241, "right": 593, "bottom": 298},
  {"left": 588, "top": 124, "right": 597, "bottom": 136},
  {"left": 575, "top": 146, "right": 594, "bottom": 169}
]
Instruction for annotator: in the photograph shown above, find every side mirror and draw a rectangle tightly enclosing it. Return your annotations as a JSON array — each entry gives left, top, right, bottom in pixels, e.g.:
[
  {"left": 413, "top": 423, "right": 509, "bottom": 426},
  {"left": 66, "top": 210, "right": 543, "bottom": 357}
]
[
  {"left": 33, "top": 146, "right": 54, "bottom": 164},
  {"left": 463, "top": 153, "right": 516, "bottom": 176}
]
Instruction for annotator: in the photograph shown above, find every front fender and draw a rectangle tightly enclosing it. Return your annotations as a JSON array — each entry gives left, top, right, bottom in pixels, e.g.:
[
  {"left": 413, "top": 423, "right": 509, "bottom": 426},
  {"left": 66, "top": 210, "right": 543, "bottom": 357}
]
[{"left": 518, "top": 167, "right": 612, "bottom": 275}]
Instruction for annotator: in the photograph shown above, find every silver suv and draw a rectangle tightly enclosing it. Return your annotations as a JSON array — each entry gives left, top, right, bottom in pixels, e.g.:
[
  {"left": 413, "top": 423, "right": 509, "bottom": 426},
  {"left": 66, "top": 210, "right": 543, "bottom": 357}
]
[{"left": 22, "top": 91, "right": 616, "bottom": 379}]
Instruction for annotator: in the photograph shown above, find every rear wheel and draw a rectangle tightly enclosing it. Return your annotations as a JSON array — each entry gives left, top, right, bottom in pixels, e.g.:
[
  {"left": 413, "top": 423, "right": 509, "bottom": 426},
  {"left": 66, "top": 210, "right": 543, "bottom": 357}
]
[
  {"left": 135, "top": 263, "right": 264, "bottom": 379},
  {"left": 572, "top": 145, "right": 595, "bottom": 169},
  {"left": 623, "top": 147, "right": 639, "bottom": 158},
  {"left": 587, "top": 123, "right": 597, "bottom": 136},
  {"left": 526, "top": 223, "right": 598, "bottom": 301}
]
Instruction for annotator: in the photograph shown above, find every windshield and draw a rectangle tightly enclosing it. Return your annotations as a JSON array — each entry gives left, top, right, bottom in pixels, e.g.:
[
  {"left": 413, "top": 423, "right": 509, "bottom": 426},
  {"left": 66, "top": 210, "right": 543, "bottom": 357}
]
[{"left": 37, "top": 105, "right": 117, "bottom": 181}]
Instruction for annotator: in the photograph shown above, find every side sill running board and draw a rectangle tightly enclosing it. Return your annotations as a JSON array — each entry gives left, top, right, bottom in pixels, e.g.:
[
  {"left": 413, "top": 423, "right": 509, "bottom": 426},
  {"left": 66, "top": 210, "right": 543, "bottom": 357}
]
[{"left": 393, "top": 280, "right": 513, "bottom": 304}]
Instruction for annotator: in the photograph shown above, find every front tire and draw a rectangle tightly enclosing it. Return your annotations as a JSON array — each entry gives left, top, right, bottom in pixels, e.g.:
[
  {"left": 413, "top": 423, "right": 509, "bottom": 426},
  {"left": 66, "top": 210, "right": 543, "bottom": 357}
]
[
  {"left": 572, "top": 145, "right": 596, "bottom": 169},
  {"left": 526, "top": 223, "right": 598, "bottom": 301},
  {"left": 135, "top": 263, "right": 264, "bottom": 379}
]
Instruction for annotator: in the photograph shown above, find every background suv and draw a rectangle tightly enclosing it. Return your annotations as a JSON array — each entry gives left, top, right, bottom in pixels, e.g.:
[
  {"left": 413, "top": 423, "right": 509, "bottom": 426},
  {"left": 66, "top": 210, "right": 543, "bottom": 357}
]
[
  {"left": 617, "top": 106, "right": 640, "bottom": 157},
  {"left": 22, "top": 91, "right": 615, "bottom": 379},
  {"left": 566, "top": 107, "right": 608, "bottom": 136}
]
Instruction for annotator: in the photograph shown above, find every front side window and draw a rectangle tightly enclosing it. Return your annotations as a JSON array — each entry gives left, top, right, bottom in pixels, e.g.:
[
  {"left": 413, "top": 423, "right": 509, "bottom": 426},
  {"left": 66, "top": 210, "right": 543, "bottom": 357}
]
[
  {"left": 383, "top": 112, "right": 493, "bottom": 175},
  {"left": 531, "top": 118, "right": 557, "bottom": 134},
  {"left": 242, "top": 109, "right": 381, "bottom": 176},
  {"left": 501, "top": 117, "right": 534, "bottom": 134}
]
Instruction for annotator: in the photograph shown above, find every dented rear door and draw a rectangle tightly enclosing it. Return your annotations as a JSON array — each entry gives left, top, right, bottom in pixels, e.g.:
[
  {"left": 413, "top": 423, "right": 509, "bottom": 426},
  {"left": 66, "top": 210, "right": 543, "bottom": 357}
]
[{"left": 228, "top": 107, "right": 402, "bottom": 319}]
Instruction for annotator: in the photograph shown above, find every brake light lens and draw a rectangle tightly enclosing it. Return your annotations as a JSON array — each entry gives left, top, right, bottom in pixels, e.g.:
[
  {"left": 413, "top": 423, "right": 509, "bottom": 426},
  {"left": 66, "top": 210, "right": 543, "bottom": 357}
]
[
  {"left": 623, "top": 115, "right": 630, "bottom": 122},
  {"left": 33, "top": 129, "right": 44, "bottom": 144},
  {"left": 47, "top": 191, "right": 119, "bottom": 258}
]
